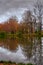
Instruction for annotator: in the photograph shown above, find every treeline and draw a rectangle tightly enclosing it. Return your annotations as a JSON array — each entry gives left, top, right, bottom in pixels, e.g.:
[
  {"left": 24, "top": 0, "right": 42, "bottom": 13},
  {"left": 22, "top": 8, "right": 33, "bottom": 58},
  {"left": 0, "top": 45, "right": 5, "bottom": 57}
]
[{"left": 0, "top": 10, "right": 36, "bottom": 35}]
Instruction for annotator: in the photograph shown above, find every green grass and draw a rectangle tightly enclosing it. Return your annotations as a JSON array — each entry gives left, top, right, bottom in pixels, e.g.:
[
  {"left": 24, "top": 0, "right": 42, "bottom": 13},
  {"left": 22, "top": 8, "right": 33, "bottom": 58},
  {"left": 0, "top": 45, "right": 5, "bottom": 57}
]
[{"left": 0, "top": 31, "right": 43, "bottom": 39}]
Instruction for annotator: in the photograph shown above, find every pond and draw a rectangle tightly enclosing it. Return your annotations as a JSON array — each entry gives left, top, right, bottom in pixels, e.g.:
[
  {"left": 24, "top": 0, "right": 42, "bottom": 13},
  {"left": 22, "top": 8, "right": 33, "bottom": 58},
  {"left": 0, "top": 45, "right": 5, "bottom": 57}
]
[{"left": 0, "top": 37, "right": 43, "bottom": 64}]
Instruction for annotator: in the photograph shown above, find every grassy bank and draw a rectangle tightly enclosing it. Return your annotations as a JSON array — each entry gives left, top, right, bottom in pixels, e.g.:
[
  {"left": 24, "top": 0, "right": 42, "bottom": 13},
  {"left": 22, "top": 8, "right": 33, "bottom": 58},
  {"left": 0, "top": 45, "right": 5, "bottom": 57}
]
[
  {"left": 0, "top": 61, "right": 35, "bottom": 65},
  {"left": 0, "top": 31, "right": 43, "bottom": 39}
]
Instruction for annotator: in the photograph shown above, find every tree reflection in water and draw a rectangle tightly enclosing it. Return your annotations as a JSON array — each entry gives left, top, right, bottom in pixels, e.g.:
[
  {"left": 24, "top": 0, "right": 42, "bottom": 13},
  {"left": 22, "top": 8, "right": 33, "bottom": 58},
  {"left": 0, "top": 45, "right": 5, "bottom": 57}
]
[
  {"left": 0, "top": 39, "right": 18, "bottom": 52},
  {"left": 0, "top": 37, "right": 42, "bottom": 65},
  {"left": 19, "top": 37, "right": 43, "bottom": 65}
]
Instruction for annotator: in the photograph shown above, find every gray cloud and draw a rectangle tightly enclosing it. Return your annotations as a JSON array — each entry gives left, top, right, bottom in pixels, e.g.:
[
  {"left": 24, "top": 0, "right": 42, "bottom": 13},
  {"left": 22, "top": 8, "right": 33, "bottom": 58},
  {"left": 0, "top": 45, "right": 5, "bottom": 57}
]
[
  {"left": 0, "top": 0, "right": 43, "bottom": 13},
  {"left": 0, "top": 0, "right": 37, "bottom": 14},
  {"left": 0, "top": 0, "right": 43, "bottom": 22}
]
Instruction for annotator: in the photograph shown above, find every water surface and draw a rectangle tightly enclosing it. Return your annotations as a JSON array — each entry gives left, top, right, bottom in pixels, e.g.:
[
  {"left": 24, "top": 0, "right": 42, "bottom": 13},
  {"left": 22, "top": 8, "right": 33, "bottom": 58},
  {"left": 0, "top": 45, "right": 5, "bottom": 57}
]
[{"left": 0, "top": 37, "right": 43, "bottom": 64}]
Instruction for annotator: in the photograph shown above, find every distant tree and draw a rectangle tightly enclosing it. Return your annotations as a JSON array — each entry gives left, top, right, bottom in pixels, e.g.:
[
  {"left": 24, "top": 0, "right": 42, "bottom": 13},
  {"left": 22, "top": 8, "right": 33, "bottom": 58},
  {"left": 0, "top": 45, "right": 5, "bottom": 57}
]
[
  {"left": 8, "top": 17, "right": 19, "bottom": 33},
  {"left": 22, "top": 10, "right": 36, "bottom": 34},
  {"left": 0, "top": 16, "right": 19, "bottom": 33}
]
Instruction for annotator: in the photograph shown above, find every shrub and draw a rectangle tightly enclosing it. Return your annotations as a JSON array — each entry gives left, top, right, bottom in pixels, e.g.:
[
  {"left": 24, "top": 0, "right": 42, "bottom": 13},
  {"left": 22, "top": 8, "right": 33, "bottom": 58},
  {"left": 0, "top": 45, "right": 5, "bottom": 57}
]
[
  {"left": 0, "top": 32, "right": 7, "bottom": 38},
  {"left": 18, "top": 63, "right": 25, "bottom": 65},
  {"left": 26, "top": 63, "right": 34, "bottom": 65},
  {"left": 17, "top": 32, "right": 23, "bottom": 38}
]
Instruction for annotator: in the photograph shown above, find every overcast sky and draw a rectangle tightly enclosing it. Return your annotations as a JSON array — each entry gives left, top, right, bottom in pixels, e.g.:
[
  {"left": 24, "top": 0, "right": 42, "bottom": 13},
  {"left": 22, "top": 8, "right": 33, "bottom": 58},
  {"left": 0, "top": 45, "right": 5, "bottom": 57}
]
[
  {"left": 0, "top": 0, "right": 35, "bottom": 14},
  {"left": 0, "top": 0, "right": 35, "bottom": 22},
  {"left": 0, "top": 0, "right": 43, "bottom": 22}
]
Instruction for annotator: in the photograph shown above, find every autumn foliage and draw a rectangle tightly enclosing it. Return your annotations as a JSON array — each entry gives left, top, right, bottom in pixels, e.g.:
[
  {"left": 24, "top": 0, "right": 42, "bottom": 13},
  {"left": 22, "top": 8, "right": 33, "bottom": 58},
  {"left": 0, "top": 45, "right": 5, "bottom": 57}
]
[{"left": 0, "top": 17, "right": 19, "bottom": 33}]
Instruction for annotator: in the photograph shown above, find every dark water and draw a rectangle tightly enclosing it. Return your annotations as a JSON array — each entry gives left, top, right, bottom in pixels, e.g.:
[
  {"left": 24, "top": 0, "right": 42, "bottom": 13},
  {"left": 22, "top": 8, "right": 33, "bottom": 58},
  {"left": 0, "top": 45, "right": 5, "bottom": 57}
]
[{"left": 0, "top": 37, "right": 43, "bottom": 64}]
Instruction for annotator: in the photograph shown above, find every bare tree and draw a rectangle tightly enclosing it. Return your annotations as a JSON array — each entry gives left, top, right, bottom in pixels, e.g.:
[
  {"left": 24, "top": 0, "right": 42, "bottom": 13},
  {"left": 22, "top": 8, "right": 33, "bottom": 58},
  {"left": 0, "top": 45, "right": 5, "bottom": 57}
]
[
  {"left": 22, "top": 10, "right": 37, "bottom": 63},
  {"left": 34, "top": 0, "right": 43, "bottom": 65},
  {"left": 22, "top": 10, "right": 36, "bottom": 34}
]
